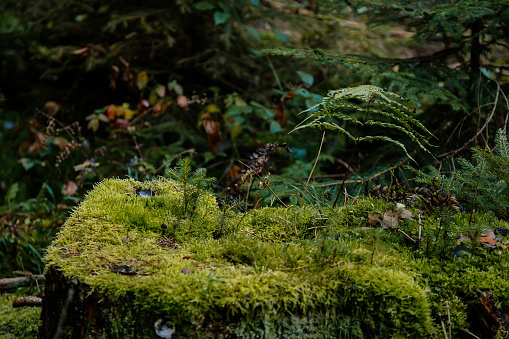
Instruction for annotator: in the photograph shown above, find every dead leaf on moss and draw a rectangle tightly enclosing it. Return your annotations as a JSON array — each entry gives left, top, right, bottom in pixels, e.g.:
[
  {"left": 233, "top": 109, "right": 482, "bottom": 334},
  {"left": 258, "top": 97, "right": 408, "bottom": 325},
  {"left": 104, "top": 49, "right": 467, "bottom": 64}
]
[
  {"left": 381, "top": 211, "right": 399, "bottom": 229},
  {"left": 396, "top": 203, "right": 414, "bottom": 220},
  {"left": 367, "top": 213, "right": 379, "bottom": 225},
  {"left": 479, "top": 237, "right": 508, "bottom": 250}
]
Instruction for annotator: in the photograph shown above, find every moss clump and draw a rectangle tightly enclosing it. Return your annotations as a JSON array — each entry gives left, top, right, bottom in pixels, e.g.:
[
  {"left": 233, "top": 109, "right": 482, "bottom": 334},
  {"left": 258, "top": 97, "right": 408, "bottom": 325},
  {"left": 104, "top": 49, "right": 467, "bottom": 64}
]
[
  {"left": 43, "top": 178, "right": 434, "bottom": 337},
  {"left": 44, "top": 177, "right": 509, "bottom": 337},
  {"left": 0, "top": 295, "right": 41, "bottom": 339}
]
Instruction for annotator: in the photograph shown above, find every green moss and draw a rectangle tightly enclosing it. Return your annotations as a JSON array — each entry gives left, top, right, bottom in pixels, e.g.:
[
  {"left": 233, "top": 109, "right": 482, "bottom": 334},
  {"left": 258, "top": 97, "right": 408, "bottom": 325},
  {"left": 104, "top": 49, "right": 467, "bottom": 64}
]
[
  {"left": 43, "top": 178, "right": 509, "bottom": 337},
  {"left": 0, "top": 295, "right": 41, "bottom": 339}
]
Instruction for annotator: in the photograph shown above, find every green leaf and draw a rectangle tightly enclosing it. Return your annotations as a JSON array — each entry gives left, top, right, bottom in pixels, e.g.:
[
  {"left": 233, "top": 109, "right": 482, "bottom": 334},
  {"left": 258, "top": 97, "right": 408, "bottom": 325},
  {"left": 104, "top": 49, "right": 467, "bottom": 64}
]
[
  {"left": 136, "top": 71, "right": 149, "bottom": 90},
  {"left": 270, "top": 120, "right": 283, "bottom": 133},
  {"left": 213, "top": 11, "right": 229, "bottom": 25},
  {"left": 245, "top": 26, "right": 260, "bottom": 41},
  {"left": 296, "top": 71, "right": 314, "bottom": 86},
  {"left": 194, "top": 1, "right": 215, "bottom": 10}
]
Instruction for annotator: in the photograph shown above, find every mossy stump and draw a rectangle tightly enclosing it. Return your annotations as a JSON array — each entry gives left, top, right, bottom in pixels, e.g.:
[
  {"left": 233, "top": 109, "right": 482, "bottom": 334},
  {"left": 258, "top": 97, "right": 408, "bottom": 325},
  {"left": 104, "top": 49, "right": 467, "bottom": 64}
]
[{"left": 40, "top": 178, "right": 432, "bottom": 338}]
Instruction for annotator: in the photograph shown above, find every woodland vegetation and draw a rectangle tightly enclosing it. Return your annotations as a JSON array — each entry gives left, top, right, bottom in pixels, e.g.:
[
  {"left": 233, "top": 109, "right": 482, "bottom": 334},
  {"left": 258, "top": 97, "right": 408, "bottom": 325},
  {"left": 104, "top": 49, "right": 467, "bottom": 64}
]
[{"left": 1, "top": 0, "right": 509, "bottom": 338}]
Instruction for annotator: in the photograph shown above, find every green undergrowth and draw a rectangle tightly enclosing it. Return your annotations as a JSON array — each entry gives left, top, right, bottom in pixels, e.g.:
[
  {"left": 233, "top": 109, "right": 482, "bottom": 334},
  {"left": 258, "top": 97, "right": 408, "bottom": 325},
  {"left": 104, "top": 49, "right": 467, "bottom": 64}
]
[
  {"left": 0, "top": 295, "right": 41, "bottom": 339},
  {"left": 43, "top": 178, "right": 509, "bottom": 337}
]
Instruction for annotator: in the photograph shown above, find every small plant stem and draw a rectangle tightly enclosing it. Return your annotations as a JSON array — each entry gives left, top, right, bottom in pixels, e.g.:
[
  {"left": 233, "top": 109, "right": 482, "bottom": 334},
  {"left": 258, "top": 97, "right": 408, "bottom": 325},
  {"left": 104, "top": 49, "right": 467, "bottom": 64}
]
[
  {"left": 245, "top": 175, "right": 254, "bottom": 212},
  {"left": 397, "top": 228, "right": 416, "bottom": 243},
  {"left": 445, "top": 301, "right": 451, "bottom": 339},
  {"left": 301, "top": 131, "right": 325, "bottom": 207},
  {"left": 152, "top": 149, "right": 196, "bottom": 175},
  {"left": 238, "top": 161, "right": 289, "bottom": 208},
  {"left": 417, "top": 213, "right": 422, "bottom": 249},
  {"left": 468, "top": 148, "right": 485, "bottom": 228},
  {"left": 266, "top": 56, "right": 283, "bottom": 91},
  {"left": 333, "top": 98, "right": 373, "bottom": 208},
  {"left": 440, "top": 319, "right": 448, "bottom": 339}
]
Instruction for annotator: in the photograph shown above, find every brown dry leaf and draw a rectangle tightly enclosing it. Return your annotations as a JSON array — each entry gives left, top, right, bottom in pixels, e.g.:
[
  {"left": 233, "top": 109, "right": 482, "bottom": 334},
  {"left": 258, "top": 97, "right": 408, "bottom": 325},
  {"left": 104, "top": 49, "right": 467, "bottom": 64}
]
[
  {"left": 275, "top": 102, "right": 287, "bottom": 128},
  {"left": 458, "top": 234, "right": 471, "bottom": 243},
  {"left": 479, "top": 236, "right": 508, "bottom": 250},
  {"left": 481, "top": 229, "right": 497, "bottom": 240},
  {"left": 44, "top": 101, "right": 60, "bottom": 116},
  {"left": 68, "top": 46, "right": 89, "bottom": 56},
  {"left": 395, "top": 203, "right": 414, "bottom": 220},
  {"left": 367, "top": 213, "right": 380, "bottom": 226},
  {"left": 281, "top": 92, "right": 296, "bottom": 101},
  {"left": 106, "top": 105, "right": 117, "bottom": 120},
  {"left": 52, "top": 137, "right": 69, "bottom": 150},
  {"left": 201, "top": 113, "right": 221, "bottom": 154},
  {"left": 177, "top": 95, "right": 188, "bottom": 111},
  {"left": 381, "top": 211, "right": 399, "bottom": 229},
  {"left": 62, "top": 180, "right": 78, "bottom": 196}
]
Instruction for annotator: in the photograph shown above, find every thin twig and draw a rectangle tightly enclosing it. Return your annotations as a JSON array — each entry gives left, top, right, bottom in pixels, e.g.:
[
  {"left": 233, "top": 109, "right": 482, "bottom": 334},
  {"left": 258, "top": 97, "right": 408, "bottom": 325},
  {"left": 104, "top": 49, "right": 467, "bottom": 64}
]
[
  {"left": 238, "top": 160, "right": 288, "bottom": 208},
  {"left": 301, "top": 131, "right": 325, "bottom": 207},
  {"left": 445, "top": 300, "right": 451, "bottom": 339},
  {"left": 440, "top": 319, "right": 448, "bottom": 339},
  {"left": 152, "top": 149, "right": 196, "bottom": 175},
  {"left": 440, "top": 82, "right": 500, "bottom": 159},
  {"left": 397, "top": 228, "right": 416, "bottom": 243},
  {"left": 0, "top": 275, "right": 45, "bottom": 290}
]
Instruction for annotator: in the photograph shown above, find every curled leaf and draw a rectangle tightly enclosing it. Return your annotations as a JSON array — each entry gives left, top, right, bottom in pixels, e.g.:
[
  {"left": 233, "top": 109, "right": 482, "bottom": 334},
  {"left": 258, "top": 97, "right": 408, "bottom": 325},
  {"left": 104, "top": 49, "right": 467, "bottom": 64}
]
[
  {"left": 381, "top": 211, "right": 399, "bottom": 229},
  {"left": 275, "top": 102, "right": 287, "bottom": 128},
  {"left": 177, "top": 95, "right": 188, "bottom": 111},
  {"left": 201, "top": 113, "right": 221, "bottom": 154},
  {"left": 136, "top": 70, "right": 149, "bottom": 90}
]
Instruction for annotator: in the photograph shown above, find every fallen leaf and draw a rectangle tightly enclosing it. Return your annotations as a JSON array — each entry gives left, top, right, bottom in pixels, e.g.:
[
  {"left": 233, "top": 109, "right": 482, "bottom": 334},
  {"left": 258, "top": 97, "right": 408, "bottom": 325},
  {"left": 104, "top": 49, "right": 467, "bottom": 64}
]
[
  {"left": 62, "top": 180, "right": 78, "bottom": 196},
  {"left": 201, "top": 113, "right": 221, "bottom": 154},
  {"left": 177, "top": 95, "right": 188, "bottom": 111},
  {"left": 155, "top": 84, "right": 166, "bottom": 98},
  {"left": 281, "top": 92, "right": 296, "bottom": 101},
  {"left": 395, "top": 203, "right": 414, "bottom": 220},
  {"left": 275, "top": 102, "right": 287, "bottom": 128},
  {"left": 52, "top": 137, "right": 69, "bottom": 150},
  {"left": 367, "top": 212, "right": 380, "bottom": 226},
  {"left": 481, "top": 229, "right": 497, "bottom": 240},
  {"left": 479, "top": 237, "right": 508, "bottom": 249},
  {"left": 68, "top": 46, "right": 89, "bottom": 56},
  {"left": 381, "top": 211, "right": 399, "bottom": 229},
  {"left": 44, "top": 101, "right": 60, "bottom": 115}
]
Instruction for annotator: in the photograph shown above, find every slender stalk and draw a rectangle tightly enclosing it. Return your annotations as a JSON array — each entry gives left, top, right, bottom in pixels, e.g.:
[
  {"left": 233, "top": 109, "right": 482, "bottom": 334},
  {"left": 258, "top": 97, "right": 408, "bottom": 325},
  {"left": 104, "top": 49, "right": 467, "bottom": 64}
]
[{"left": 301, "top": 131, "right": 325, "bottom": 207}]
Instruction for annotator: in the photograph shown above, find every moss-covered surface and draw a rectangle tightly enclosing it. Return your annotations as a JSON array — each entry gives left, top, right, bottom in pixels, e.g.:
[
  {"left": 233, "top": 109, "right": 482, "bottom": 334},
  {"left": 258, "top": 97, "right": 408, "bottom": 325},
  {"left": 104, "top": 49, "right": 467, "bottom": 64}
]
[
  {"left": 42, "top": 178, "right": 509, "bottom": 338},
  {"left": 0, "top": 295, "right": 41, "bottom": 339}
]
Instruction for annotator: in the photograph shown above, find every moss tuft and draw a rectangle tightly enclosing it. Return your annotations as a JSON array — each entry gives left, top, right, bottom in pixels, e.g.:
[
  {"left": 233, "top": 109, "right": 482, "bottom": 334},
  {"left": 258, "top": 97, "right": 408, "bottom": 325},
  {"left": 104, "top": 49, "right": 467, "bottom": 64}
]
[
  {"left": 43, "top": 178, "right": 509, "bottom": 337},
  {"left": 0, "top": 295, "right": 41, "bottom": 339}
]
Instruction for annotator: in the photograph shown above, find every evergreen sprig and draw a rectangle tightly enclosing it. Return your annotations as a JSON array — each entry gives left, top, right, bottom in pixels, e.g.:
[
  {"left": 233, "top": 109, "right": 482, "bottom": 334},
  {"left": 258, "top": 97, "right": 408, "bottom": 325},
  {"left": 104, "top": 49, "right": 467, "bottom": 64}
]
[
  {"left": 165, "top": 158, "right": 216, "bottom": 217},
  {"left": 454, "top": 129, "right": 509, "bottom": 219},
  {"left": 263, "top": 47, "right": 465, "bottom": 111}
]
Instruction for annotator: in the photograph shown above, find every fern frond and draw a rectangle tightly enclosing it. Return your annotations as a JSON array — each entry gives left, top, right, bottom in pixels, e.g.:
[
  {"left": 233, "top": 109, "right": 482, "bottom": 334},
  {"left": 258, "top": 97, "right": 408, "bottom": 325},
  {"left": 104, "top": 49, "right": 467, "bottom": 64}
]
[
  {"left": 5, "top": 182, "right": 19, "bottom": 206},
  {"left": 293, "top": 85, "right": 434, "bottom": 161}
]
